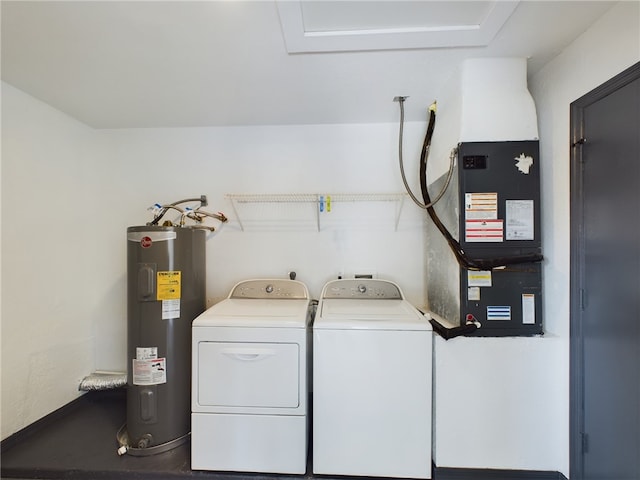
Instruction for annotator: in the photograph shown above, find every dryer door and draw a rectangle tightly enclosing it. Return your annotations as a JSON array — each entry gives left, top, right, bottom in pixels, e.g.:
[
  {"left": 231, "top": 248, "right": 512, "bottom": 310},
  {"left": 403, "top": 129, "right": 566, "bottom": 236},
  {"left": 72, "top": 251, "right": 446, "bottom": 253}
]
[{"left": 197, "top": 342, "right": 300, "bottom": 409}]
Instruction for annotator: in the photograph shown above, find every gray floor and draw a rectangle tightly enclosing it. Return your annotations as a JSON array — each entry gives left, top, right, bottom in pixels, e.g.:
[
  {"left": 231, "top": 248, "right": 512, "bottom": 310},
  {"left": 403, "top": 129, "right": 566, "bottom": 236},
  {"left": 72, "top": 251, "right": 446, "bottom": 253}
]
[
  {"left": 1, "top": 390, "right": 309, "bottom": 480},
  {"left": 2, "top": 390, "right": 564, "bottom": 480}
]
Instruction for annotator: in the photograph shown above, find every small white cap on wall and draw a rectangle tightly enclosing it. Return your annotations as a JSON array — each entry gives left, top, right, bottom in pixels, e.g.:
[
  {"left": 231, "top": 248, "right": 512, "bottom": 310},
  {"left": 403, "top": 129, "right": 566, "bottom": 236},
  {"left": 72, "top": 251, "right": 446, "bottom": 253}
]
[{"left": 460, "top": 57, "right": 539, "bottom": 142}]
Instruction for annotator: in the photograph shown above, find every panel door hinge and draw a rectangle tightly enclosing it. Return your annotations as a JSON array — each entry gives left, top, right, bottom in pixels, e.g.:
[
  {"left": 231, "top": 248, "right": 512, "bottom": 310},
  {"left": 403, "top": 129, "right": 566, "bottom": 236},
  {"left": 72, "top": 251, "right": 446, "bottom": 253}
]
[
  {"left": 582, "top": 432, "right": 589, "bottom": 454},
  {"left": 572, "top": 137, "right": 587, "bottom": 148}
]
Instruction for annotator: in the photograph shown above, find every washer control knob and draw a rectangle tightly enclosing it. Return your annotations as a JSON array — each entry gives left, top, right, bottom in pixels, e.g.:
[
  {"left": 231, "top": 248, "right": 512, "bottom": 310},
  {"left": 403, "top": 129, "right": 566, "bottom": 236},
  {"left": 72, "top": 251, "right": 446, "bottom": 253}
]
[
  {"left": 265, "top": 284, "right": 274, "bottom": 294},
  {"left": 358, "top": 284, "right": 367, "bottom": 294}
]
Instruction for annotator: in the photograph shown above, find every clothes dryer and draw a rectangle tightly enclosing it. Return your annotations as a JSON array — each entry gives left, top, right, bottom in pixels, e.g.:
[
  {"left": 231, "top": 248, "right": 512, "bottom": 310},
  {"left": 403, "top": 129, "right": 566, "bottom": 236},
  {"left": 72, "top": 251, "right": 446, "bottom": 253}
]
[
  {"left": 313, "top": 279, "right": 433, "bottom": 479},
  {"left": 191, "top": 279, "right": 312, "bottom": 474}
]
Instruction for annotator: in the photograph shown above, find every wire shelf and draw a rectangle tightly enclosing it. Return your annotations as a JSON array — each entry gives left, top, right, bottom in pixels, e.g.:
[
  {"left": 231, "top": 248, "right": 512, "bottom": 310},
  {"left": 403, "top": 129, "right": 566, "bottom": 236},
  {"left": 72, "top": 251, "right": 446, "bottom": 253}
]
[
  {"left": 226, "top": 193, "right": 406, "bottom": 203},
  {"left": 225, "top": 193, "right": 408, "bottom": 231}
]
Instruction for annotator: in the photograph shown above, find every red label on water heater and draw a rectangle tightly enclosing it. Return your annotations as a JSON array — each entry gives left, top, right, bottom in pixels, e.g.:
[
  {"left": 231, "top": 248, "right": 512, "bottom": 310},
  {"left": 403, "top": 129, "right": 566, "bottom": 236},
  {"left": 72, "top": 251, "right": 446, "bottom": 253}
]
[{"left": 140, "top": 236, "right": 152, "bottom": 248}]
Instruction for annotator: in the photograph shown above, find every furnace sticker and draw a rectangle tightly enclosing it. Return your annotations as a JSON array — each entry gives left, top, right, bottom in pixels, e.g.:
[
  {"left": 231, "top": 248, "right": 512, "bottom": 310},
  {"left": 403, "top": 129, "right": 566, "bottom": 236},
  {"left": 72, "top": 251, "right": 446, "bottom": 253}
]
[
  {"left": 467, "top": 287, "right": 481, "bottom": 301},
  {"left": 522, "top": 294, "right": 536, "bottom": 324},
  {"left": 487, "top": 305, "right": 511, "bottom": 321},
  {"left": 468, "top": 270, "right": 492, "bottom": 287},
  {"left": 465, "top": 192, "right": 498, "bottom": 220},
  {"left": 465, "top": 219, "right": 504, "bottom": 242},
  {"left": 506, "top": 200, "right": 535, "bottom": 240}
]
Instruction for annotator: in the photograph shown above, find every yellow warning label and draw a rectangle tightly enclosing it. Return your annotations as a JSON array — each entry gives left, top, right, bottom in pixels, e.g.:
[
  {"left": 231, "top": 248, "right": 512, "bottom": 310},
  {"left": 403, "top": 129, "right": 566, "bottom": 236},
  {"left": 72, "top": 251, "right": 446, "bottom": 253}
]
[{"left": 157, "top": 271, "right": 181, "bottom": 300}]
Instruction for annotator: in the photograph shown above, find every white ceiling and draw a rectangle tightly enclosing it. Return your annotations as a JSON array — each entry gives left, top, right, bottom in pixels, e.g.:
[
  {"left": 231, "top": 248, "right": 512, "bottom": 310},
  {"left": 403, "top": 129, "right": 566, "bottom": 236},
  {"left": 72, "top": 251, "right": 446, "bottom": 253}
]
[{"left": 1, "top": 1, "right": 617, "bottom": 129}]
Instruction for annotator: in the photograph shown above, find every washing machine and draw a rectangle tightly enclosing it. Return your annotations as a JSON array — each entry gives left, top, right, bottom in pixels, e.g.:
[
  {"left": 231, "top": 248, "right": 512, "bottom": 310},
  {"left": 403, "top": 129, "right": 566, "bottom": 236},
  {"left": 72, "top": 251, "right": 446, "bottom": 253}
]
[
  {"left": 191, "top": 279, "right": 312, "bottom": 474},
  {"left": 313, "top": 278, "right": 433, "bottom": 479}
]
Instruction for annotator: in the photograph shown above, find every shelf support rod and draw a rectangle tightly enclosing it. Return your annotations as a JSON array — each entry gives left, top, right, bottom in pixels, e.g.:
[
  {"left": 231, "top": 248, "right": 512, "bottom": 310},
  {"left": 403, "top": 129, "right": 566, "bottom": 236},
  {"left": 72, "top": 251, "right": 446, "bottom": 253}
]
[
  {"left": 395, "top": 196, "right": 405, "bottom": 231},
  {"left": 230, "top": 199, "right": 245, "bottom": 232}
]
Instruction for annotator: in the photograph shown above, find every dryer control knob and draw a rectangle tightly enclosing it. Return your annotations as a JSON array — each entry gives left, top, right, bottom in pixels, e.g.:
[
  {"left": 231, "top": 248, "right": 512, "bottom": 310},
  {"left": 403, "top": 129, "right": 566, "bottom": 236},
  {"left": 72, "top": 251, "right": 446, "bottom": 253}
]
[
  {"left": 358, "top": 284, "right": 367, "bottom": 294},
  {"left": 265, "top": 284, "right": 274, "bottom": 294}
]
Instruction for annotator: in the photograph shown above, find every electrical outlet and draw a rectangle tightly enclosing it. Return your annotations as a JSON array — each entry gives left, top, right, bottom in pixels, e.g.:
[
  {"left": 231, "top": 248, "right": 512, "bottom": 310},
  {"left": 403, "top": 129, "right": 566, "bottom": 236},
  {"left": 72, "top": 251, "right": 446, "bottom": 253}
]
[{"left": 342, "top": 269, "right": 378, "bottom": 279}]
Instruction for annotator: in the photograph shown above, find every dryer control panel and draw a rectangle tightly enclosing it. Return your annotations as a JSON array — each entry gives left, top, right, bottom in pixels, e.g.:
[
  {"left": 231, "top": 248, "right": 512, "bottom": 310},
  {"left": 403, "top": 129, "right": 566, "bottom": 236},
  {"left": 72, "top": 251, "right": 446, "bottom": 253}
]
[
  {"left": 321, "top": 279, "right": 403, "bottom": 300},
  {"left": 230, "top": 279, "right": 309, "bottom": 299}
]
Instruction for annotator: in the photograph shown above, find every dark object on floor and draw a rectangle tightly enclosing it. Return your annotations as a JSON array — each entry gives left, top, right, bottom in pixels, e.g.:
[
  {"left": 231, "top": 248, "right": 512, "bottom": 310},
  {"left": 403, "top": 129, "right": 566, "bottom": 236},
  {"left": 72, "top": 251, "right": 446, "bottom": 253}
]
[{"left": 78, "top": 371, "right": 127, "bottom": 391}]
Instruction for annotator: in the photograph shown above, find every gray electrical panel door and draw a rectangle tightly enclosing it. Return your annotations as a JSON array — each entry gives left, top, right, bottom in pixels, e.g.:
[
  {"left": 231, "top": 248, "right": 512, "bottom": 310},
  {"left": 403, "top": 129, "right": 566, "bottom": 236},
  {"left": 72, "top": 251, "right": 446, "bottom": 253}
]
[
  {"left": 570, "top": 63, "right": 640, "bottom": 480},
  {"left": 458, "top": 141, "right": 543, "bottom": 336}
]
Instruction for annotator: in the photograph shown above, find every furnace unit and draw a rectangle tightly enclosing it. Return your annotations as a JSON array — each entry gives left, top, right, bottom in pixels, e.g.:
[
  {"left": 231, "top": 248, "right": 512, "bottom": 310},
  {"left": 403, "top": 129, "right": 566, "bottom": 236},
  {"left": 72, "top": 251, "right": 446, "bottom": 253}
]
[{"left": 427, "top": 140, "right": 543, "bottom": 337}]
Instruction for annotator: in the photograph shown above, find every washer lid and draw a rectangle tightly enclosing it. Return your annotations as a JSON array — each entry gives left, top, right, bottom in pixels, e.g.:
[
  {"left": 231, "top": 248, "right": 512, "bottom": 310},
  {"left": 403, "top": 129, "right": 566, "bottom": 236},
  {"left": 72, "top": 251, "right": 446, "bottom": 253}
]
[
  {"left": 315, "top": 299, "right": 431, "bottom": 331},
  {"left": 192, "top": 298, "right": 311, "bottom": 328}
]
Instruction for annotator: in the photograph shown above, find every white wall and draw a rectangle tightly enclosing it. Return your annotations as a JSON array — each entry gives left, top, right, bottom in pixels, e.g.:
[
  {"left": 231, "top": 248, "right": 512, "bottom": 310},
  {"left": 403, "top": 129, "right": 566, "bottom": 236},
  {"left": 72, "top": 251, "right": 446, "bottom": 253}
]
[
  {"left": 1, "top": 83, "right": 101, "bottom": 438},
  {"left": 431, "top": 2, "right": 640, "bottom": 477},
  {"left": 94, "top": 123, "right": 428, "bottom": 370},
  {"left": 1, "top": 82, "right": 428, "bottom": 438}
]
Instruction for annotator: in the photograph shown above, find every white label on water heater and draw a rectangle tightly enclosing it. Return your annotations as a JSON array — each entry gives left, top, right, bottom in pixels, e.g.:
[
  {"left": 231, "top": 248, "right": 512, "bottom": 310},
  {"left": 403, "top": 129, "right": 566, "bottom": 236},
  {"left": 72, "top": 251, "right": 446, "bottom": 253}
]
[
  {"left": 136, "top": 347, "right": 157, "bottom": 360},
  {"left": 162, "top": 299, "right": 180, "bottom": 319},
  {"left": 132, "top": 357, "right": 167, "bottom": 385}
]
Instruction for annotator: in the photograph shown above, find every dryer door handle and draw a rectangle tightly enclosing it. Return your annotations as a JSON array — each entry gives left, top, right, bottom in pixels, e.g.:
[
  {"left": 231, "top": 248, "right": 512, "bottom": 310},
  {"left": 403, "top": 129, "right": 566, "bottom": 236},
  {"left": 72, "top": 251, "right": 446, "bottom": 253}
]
[{"left": 221, "top": 347, "right": 276, "bottom": 362}]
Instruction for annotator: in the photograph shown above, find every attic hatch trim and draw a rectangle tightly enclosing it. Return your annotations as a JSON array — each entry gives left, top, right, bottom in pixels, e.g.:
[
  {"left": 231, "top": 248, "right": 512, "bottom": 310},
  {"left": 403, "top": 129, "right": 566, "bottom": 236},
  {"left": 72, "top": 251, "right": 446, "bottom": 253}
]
[{"left": 276, "top": 0, "right": 520, "bottom": 53}]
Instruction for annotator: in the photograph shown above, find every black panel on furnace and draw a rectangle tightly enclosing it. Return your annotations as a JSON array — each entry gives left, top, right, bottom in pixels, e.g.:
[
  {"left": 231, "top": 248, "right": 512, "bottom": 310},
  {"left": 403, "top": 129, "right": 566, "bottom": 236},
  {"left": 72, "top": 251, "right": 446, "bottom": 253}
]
[{"left": 462, "top": 155, "right": 487, "bottom": 170}]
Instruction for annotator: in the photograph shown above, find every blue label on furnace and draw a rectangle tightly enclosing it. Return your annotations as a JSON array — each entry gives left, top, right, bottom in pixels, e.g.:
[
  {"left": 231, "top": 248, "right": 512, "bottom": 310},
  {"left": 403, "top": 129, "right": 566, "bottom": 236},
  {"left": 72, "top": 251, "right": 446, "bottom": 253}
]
[{"left": 487, "top": 306, "right": 511, "bottom": 321}]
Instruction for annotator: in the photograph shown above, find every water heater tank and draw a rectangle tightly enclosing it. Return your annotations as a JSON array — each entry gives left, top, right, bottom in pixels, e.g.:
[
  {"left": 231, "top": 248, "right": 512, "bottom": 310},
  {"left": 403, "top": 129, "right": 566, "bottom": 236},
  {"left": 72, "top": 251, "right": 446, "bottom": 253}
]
[{"left": 124, "top": 225, "right": 206, "bottom": 454}]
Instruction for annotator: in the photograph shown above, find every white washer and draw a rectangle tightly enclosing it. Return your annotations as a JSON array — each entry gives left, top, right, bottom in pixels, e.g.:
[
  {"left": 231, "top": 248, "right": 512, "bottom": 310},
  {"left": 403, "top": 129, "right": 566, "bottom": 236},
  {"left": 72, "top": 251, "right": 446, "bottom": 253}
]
[
  {"left": 313, "top": 279, "right": 433, "bottom": 479},
  {"left": 191, "top": 279, "right": 312, "bottom": 474}
]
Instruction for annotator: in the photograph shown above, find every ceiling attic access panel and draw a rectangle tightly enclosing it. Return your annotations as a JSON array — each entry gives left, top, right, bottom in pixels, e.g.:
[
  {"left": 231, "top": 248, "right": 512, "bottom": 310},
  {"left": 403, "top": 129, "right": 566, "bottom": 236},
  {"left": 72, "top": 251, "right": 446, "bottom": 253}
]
[{"left": 276, "top": 0, "right": 520, "bottom": 53}]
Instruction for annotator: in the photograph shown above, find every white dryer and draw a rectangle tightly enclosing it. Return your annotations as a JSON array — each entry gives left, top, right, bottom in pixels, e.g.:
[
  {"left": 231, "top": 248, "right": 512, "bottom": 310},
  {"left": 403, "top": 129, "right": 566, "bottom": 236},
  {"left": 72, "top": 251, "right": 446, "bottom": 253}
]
[
  {"left": 313, "top": 279, "right": 433, "bottom": 479},
  {"left": 191, "top": 279, "right": 312, "bottom": 474}
]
